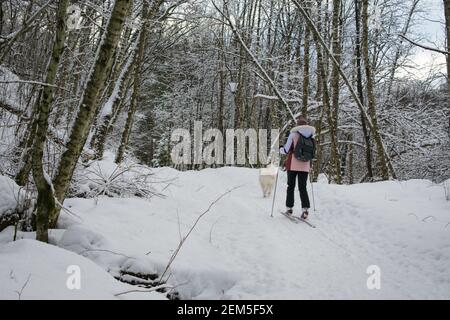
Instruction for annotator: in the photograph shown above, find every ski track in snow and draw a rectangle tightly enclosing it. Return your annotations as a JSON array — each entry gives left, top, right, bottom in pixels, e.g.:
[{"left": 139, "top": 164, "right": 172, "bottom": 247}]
[
  {"left": 58, "top": 167, "right": 450, "bottom": 299},
  {"left": 1, "top": 167, "right": 449, "bottom": 299}
]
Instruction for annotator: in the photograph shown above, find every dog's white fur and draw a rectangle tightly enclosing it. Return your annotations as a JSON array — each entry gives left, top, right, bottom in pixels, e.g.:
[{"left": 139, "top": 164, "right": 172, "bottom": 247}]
[{"left": 259, "top": 164, "right": 278, "bottom": 198}]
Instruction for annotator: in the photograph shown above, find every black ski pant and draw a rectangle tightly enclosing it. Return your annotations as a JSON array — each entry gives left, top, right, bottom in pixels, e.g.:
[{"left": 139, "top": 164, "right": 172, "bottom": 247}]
[{"left": 286, "top": 170, "right": 310, "bottom": 209}]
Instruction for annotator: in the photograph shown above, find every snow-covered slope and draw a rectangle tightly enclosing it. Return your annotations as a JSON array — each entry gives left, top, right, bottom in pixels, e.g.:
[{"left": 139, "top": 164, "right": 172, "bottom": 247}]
[{"left": 1, "top": 166, "right": 449, "bottom": 299}]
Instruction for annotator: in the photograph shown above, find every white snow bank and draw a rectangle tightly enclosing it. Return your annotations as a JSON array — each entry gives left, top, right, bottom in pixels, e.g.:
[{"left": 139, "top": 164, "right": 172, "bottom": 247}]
[
  {"left": 0, "top": 176, "right": 23, "bottom": 216},
  {"left": 0, "top": 239, "right": 165, "bottom": 300},
  {"left": 0, "top": 176, "right": 29, "bottom": 231},
  {"left": 58, "top": 224, "right": 161, "bottom": 283},
  {"left": 0, "top": 226, "right": 65, "bottom": 245}
]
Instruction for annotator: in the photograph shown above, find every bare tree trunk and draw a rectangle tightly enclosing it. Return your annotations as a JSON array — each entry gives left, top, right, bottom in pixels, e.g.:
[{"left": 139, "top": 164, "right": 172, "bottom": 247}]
[
  {"left": 313, "top": 0, "right": 323, "bottom": 103},
  {"left": 32, "top": 0, "right": 70, "bottom": 242},
  {"left": 107, "top": 3, "right": 134, "bottom": 96},
  {"left": 302, "top": 22, "right": 310, "bottom": 116},
  {"left": 347, "top": 133, "right": 354, "bottom": 184},
  {"left": 311, "top": 2, "right": 330, "bottom": 182},
  {"left": 116, "top": 1, "right": 150, "bottom": 164},
  {"left": 49, "top": 0, "right": 134, "bottom": 227},
  {"left": 0, "top": 1, "right": 3, "bottom": 36},
  {"left": 445, "top": 0, "right": 450, "bottom": 107},
  {"left": 313, "top": 105, "right": 326, "bottom": 182},
  {"left": 93, "top": 48, "right": 135, "bottom": 159},
  {"left": 354, "top": 0, "right": 373, "bottom": 180},
  {"left": 15, "top": 103, "right": 39, "bottom": 186},
  {"left": 218, "top": 36, "right": 225, "bottom": 135},
  {"left": 329, "top": 0, "right": 342, "bottom": 184},
  {"left": 362, "top": 0, "right": 389, "bottom": 180}
]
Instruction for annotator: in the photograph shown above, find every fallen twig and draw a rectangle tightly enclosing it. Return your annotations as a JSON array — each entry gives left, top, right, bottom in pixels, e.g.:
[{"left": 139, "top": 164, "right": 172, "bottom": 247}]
[
  {"left": 159, "top": 185, "right": 242, "bottom": 283},
  {"left": 15, "top": 274, "right": 31, "bottom": 300},
  {"left": 79, "top": 248, "right": 135, "bottom": 259},
  {"left": 114, "top": 284, "right": 172, "bottom": 297}
]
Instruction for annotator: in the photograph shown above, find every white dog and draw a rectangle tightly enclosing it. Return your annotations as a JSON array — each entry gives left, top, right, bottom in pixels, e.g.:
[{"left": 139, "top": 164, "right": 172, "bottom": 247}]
[{"left": 259, "top": 164, "right": 278, "bottom": 198}]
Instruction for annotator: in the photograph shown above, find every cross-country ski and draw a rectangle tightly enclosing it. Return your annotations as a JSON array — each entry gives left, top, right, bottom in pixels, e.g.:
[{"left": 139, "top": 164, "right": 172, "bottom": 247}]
[{"left": 280, "top": 211, "right": 317, "bottom": 228}]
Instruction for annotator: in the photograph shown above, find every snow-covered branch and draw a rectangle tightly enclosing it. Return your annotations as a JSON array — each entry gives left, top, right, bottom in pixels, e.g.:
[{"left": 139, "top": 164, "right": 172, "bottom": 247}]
[{"left": 398, "top": 34, "right": 449, "bottom": 55}]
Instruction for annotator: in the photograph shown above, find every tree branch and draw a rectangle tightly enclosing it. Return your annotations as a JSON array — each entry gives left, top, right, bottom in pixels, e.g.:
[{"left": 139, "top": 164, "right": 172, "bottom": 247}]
[
  {"left": 0, "top": 0, "right": 53, "bottom": 63},
  {"left": 398, "top": 34, "right": 449, "bottom": 55},
  {"left": 0, "top": 99, "right": 29, "bottom": 120},
  {"left": 211, "top": 0, "right": 297, "bottom": 122},
  {"left": 253, "top": 94, "right": 302, "bottom": 104},
  {"left": 15, "top": 274, "right": 32, "bottom": 300},
  {"left": 0, "top": 80, "right": 69, "bottom": 91}
]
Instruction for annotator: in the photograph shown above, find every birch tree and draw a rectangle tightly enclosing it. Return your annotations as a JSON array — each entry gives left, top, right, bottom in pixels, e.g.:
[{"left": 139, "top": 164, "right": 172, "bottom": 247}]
[
  {"left": 116, "top": 0, "right": 166, "bottom": 163},
  {"left": 32, "top": 0, "right": 70, "bottom": 242},
  {"left": 354, "top": 0, "right": 373, "bottom": 180},
  {"left": 48, "top": 0, "right": 135, "bottom": 229},
  {"left": 361, "top": 0, "right": 389, "bottom": 180},
  {"left": 329, "top": 0, "right": 342, "bottom": 184},
  {"left": 445, "top": 0, "right": 450, "bottom": 107}
]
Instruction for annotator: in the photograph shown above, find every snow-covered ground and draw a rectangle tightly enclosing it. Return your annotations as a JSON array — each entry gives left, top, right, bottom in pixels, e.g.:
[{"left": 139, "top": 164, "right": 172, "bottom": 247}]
[
  {"left": 0, "top": 238, "right": 165, "bottom": 300},
  {"left": 1, "top": 164, "right": 449, "bottom": 299}
]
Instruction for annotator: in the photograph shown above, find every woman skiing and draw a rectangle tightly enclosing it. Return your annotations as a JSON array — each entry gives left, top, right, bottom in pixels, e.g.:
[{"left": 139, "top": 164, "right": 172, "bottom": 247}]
[{"left": 279, "top": 116, "right": 316, "bottom": 219}]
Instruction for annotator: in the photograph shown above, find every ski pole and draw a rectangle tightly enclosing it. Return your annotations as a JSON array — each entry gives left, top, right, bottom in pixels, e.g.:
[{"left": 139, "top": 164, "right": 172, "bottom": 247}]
[
  {"left": 270, "top": 149, "right": 281, "bottom": 218},
  {"left": 270, "top": 167, "right": 279, "bottom": 218},
  {"left": 310, "top": 165, "right": 316, "bottom": 212}
]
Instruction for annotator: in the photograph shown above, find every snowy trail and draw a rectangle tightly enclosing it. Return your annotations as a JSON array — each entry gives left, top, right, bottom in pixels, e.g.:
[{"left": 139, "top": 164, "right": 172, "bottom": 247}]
[{"left": 56, "top": 167, "right": 450, "bottom": 299}]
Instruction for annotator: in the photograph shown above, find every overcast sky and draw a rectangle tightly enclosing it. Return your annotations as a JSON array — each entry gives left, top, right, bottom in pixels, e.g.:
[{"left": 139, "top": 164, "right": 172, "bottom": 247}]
[{"left": 405, "top": 0, "right": 446, "bottom": 80}]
